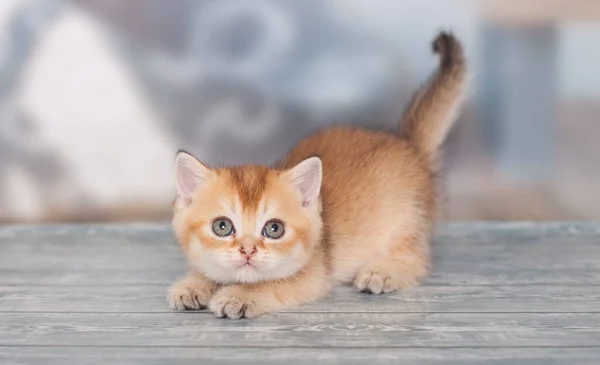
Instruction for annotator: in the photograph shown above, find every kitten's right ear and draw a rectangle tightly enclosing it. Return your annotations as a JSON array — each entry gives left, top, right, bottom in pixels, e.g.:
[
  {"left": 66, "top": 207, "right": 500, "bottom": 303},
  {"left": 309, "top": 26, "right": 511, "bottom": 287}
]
[
  {"left": 283, "top": 156, "right": 323, "bottom": 207},
  {"left": 174, "top": 151, "right": 213, "bottom": 205}
]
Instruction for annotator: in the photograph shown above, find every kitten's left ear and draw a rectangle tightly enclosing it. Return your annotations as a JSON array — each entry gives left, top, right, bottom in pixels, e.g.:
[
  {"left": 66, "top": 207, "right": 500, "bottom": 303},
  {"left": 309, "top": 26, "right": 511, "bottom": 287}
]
[
  {"left": 174, "top": 151, "right": 214, "bottom": 205},
  {"left": 283, "top": 156, "right": 322, "bottom": 206}
]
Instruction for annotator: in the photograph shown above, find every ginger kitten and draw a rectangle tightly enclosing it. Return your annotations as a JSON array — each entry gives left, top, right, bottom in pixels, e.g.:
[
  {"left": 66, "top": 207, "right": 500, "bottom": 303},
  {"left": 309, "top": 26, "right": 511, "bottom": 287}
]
[{"left": 168, "top": 32, "right": 466, "bottom": 319}]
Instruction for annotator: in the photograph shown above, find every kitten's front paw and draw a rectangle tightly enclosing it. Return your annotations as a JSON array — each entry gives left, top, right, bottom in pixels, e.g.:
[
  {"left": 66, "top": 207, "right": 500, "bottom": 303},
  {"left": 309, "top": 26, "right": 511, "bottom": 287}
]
[
  {"left": 167, "top": 280, "right": 212, "bottom": 311},
  {"left": 209, "top": 286, "right": 266, "bottom": 319}
]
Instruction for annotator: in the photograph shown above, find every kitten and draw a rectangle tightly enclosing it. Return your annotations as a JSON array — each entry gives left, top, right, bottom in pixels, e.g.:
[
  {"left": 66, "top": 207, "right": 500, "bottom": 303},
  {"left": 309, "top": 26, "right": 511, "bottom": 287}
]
[{"left": 168, "top": 31, "right": 466, "bottom": 319}]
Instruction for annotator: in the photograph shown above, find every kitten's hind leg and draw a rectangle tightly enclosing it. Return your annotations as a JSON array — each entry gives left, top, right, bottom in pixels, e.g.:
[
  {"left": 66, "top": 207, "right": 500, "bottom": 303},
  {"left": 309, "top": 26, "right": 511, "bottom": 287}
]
[{"left": 354, "top": 233, "right": 430, "bottom": 294}]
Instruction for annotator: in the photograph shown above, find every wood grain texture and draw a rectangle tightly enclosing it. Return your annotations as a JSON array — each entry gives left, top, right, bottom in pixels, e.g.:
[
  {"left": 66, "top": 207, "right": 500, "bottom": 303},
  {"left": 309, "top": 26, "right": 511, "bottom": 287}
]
[
  {"left": 1, "top": 285, "right": 599, "bottom": 313},
  {"left": 0, "top": 222, "right": 599, "bottom": 363},
  {"left": 2, "top": 312, "right": 600, "bottom": 347},
  {"left": 2, "top": 346, "right": 600, "bottom": 365}
]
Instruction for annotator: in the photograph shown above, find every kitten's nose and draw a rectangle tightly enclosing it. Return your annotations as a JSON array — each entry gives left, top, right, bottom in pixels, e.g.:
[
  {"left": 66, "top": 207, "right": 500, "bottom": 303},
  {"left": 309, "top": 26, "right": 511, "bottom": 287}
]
[
  {"left": 240, "top": 244, "right": 257, "bottom": 260},
  {"left": 238, "top": 237, "right": 258, "bottom": 260}
]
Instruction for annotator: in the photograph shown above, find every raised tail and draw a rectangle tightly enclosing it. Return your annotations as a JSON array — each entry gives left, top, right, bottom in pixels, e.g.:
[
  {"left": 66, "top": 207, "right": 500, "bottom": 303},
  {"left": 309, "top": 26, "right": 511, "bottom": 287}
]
[{"left": 400, "top": 31, "right": 467, "bottom": 163}]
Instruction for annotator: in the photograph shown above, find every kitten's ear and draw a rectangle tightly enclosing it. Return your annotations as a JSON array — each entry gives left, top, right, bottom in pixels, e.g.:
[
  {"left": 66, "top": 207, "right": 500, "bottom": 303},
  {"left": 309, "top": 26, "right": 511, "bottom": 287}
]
[
  {"left": 174, "top": 151, "right": 213, "bottom": 205},
  {"left": 284, "top": 156, "right": 322, "bottom": 206}
]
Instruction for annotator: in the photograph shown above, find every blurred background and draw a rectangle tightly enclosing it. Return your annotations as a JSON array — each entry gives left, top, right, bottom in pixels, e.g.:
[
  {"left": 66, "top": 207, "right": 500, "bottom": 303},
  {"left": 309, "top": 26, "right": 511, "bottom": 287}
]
[{"left": 0, "top": 0, "right": 598, "bottom": 223}]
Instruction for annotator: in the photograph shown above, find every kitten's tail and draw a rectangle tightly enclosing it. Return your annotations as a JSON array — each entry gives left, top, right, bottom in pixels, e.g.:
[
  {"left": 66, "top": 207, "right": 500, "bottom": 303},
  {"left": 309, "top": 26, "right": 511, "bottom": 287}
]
[{"left": 400, "top": 31, "right": 467, "bottom": 163}]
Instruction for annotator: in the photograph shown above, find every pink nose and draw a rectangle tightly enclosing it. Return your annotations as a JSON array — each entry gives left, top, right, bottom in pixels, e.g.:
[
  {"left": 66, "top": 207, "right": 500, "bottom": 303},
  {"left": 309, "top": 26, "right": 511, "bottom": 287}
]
[{"left": 240, "top": 245, "right": 257, "bottom": 260}]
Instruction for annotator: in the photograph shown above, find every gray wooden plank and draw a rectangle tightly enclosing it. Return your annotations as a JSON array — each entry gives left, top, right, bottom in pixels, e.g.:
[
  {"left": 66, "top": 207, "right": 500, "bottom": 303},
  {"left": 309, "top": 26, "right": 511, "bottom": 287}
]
[
  {"left": 1, "top": 285, "right": 599, "bottom": 313},
  {"left": 1, "top": 312, "right": 599, "bottom": 347},
  {"left": 2, "top": 222, "right": 599, "bottom": 252},
  {"left": 3, "top": 236, "right": 599, "bottom": 270},
  {"left": 3, "top": 266, "right": 600, "bottom": 286},
  {"left": 4, "top": 264, "right": 600, "bottom": 286},
  {"left": 2, "top": 346, "right": 600, "bottom": 365},
  {"left": 1, "top": 222, "right": 598, "bottom": 261},
  {"left": 1, "top": 222, "right": 599, "bottom": 286}
]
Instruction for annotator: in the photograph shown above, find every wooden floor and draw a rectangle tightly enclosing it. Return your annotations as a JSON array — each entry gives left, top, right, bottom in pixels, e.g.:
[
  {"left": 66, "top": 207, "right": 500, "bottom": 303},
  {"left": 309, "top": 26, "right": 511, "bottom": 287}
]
[{"left": 1, "top": 223, "right": 600, "bottom": 364}]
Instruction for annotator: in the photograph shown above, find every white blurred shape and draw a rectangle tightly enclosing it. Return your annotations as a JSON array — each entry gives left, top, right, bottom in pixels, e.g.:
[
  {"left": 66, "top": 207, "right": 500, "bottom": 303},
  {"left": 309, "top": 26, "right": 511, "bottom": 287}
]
[{"left": 12, "top": 6, "right": 175, "bottom": 219}]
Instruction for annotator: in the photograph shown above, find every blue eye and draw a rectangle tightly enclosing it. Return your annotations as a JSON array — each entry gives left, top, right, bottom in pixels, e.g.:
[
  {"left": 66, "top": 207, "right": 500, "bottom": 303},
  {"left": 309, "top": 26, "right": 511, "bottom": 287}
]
[
  {"left": 262, "top": 220, "right": 285, "bottom": 239},
  {"left": 212, "top": 218, "right": 234, "bottom": 237}
]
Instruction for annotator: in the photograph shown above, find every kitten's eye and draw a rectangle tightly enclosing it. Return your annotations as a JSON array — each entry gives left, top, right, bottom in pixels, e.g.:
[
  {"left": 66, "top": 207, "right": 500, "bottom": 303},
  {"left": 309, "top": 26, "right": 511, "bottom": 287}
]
[
  {"left": 262, "top": 220, "right": 285, "bottom": 239},
  {"left": 212, "top": 218, "right": 234, "bottom": 237}
]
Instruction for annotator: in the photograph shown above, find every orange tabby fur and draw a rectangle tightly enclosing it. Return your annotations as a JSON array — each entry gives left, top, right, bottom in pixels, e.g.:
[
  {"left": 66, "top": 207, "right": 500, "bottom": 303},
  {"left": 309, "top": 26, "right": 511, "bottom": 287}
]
[{"left": 168, "top": 32, "right": 466, "bottom": 319}]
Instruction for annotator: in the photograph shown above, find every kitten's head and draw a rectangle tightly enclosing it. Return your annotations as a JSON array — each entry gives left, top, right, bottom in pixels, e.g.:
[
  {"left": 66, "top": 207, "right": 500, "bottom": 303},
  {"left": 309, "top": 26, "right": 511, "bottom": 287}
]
[{"left": 171, "top": 151, "right": 323, "bottom": 284}]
